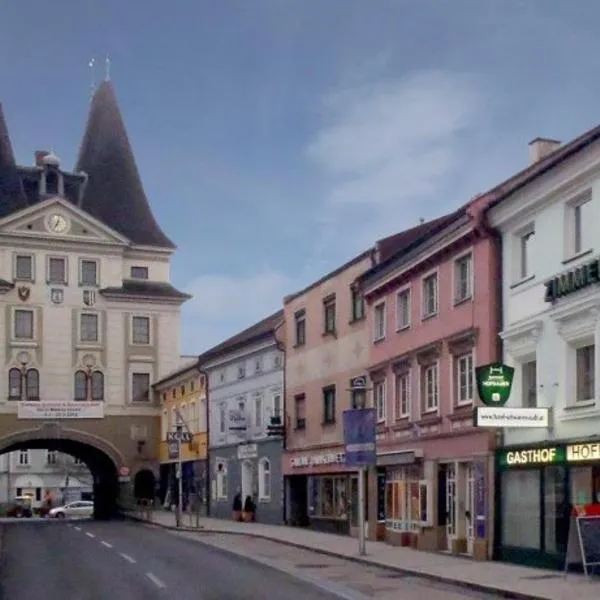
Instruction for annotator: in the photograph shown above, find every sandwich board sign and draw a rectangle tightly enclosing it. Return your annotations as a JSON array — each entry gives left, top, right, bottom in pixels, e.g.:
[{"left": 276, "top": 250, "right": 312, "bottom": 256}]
[{"left": 564, "top": 512, "right": 600, "bottom": 578}]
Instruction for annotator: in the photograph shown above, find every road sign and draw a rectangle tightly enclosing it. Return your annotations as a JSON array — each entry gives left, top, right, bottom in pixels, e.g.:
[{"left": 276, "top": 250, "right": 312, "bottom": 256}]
[
  {"left": 343, "top": 408, "right": 376, "bottom": 467},
  {"left": 167, "top": 430, "right": 193, "bottom": 443},
  {"left": 349, "top": 375, "right": 368, "bottom": 390}
]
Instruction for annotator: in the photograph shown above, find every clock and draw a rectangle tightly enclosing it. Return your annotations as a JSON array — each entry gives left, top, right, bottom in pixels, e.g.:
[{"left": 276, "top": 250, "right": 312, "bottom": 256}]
[{"left": 47, "top": 214, "right": 68, "bottom": 234}]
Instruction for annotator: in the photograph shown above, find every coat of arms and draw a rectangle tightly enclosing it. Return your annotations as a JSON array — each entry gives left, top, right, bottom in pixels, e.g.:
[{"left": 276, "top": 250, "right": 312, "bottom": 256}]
[
  {"left": 83, "top": 290, "right": 96, "bottom": 307},
  {"left": 50, "top": 288, "right": 64, "bottom": 305},
  {"left": 17, "top": 286, "right": 30, "bottom": 302}
]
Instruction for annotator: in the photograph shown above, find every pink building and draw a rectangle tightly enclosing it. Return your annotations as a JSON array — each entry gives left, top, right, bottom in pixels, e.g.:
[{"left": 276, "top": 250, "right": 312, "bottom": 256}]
[{"left": 356, "top": 198, "right": 499, "bottom": 560}]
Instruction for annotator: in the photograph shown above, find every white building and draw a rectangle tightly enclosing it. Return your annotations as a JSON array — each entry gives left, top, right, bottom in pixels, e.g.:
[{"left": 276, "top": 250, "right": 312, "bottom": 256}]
[
  {"left": 487, "top": 133, "right": 600, "bottom": 568},
  {"left": 204, "top": 310, "right": 285, "bottom": 524}
]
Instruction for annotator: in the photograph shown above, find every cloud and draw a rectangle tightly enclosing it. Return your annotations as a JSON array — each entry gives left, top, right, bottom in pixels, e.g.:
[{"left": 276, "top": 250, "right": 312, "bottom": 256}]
[
  {"left": 306, "top": 69, "right": 487, "bottom": 257},
  {"left": 182, "top": 269, "right": 294, "bottom": 353}
]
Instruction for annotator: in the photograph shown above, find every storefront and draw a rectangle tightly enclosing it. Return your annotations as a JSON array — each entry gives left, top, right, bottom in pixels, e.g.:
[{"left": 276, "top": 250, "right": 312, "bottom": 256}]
[
  {"left": 495, "top": 440, "right": 600, "bottom": 569},
  {"left": 283, "top": 447, "right": 366, "bottom": 536}
]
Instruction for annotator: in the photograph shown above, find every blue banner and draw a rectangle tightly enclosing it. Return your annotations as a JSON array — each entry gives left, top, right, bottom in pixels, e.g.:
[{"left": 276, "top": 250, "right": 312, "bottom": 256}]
[{"left": 343, "top": 408, "right": 376, "bottom": 466}]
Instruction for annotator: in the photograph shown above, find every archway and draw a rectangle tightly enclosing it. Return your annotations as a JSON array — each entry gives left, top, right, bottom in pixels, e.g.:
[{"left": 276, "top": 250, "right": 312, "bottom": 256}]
[
  {"left": 0, "top": 425, "right": 123, "bottom": 520},
  {"left": 133, "top": 469, "right": 156, "bottom": 501}
]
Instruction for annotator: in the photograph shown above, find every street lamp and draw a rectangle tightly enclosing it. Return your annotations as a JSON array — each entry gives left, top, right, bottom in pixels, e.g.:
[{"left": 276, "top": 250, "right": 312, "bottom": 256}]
[
  {"left": 82, "top": 354, "right": 96, "bottom": 401},
  {"left": 17, "top": 351, "right": 30, "bottom": 401}
]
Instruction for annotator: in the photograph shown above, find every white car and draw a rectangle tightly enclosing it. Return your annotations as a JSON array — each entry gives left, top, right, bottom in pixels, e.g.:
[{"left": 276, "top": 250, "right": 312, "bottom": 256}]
[{"left": 49, "top": 500, "right": 94, "bottom": 519}]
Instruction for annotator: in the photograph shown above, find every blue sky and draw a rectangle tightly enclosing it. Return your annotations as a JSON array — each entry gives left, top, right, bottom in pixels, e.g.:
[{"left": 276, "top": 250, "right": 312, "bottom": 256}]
[{"left": 2, "top": 1, "right": 600, "bottom": 354}]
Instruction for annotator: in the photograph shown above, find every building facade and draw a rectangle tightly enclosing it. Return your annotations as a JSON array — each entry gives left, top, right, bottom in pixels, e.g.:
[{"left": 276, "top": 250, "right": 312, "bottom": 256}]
[
  {"left": 356, "top": 201, "right": 500, "bottom": 559},
  {"left": 283, "top": 252, "right": 377, "bottom": 536},
  {"left": 0, "top": 450, "right": 93, "bottom": 508},
  {"left": 154, "top": 360, "right": 208, "bottom": 511},
  {"left": 0, "top": 83, "right": 189, "bottom": 516},
  {"left": 487, "top": 133, "right": 600, "bottom": 569},
  {"left": 205, "top": 311, "right": 284, "bottom": 524}
]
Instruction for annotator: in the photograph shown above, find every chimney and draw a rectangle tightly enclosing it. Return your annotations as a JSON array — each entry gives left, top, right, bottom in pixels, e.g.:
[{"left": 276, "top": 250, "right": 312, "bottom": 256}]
[
  {"left": 528, "top": 137, "right": 561, "bottom": 165},
  {"left": 34, "top": 150, "right": 49, "bottom": 166}
]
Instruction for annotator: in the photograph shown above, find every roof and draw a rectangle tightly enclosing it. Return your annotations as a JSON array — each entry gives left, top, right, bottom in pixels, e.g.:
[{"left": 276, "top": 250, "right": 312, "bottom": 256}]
[
  {"left": 99, "top": 279, "right": 191, "bottom": 302},
  {"left": 198, "top": 309, "right": 284, "bottom": 367},
  {"left": 152, "top": 358, "right": 199, "bottom": 388},
  {"left": 75, "top": 82, "right": 176, "bottom": 249},
  {"left": 0, "top": 103, "right": 28, "bottom": 219}
]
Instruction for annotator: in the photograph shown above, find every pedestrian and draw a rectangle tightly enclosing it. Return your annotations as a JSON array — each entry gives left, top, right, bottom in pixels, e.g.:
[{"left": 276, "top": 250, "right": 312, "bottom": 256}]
[{"left": 232, "top": 488, "right": 242, "bottom": 521}]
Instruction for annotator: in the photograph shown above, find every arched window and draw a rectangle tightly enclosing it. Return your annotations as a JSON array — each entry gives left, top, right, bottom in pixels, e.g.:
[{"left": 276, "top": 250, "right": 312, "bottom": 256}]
[
  {"left": 26, "top": 369, "right": 39, "bottom": 401},
  {"left": 258, "top": 458, "right": 271, "bottom": 501},
  {"left": 8, "top": 368, "right": 21, "bottom": 400},
  {"left": 91, "top": 371, "right": 104, "bottom": 401},
  {"left": 74, "top": 370, "right": 87, "bottom": 401}
]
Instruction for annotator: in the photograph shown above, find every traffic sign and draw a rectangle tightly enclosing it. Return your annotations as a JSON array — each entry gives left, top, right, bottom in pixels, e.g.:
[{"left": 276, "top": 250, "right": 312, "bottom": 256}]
[{"left": 167, "top": 430, "right": 193, "bottom": 443}]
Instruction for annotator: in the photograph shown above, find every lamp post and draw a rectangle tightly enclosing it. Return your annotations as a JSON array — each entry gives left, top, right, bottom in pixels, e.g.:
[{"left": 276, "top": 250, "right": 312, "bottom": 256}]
[
  {"left": 82, "top": 354, "right": 96, "bottom": 401},
  {"left": 16, "top": 351, "right": 30, "bottom": 401}
]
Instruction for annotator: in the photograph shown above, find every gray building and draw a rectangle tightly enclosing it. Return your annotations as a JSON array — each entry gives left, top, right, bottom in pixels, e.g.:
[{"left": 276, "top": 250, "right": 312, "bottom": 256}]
[{"left": 202, "top": 310, "right": 284, "bottom": 524}]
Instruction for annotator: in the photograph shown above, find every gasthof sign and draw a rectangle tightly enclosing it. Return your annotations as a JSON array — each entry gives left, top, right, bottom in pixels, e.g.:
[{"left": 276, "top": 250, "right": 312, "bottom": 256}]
[
  {"left": 475, "top": 362, "right": 515, "bottom": 407},
  {"left": 500, "top": 443, "right": 600, "bottom": 468}
]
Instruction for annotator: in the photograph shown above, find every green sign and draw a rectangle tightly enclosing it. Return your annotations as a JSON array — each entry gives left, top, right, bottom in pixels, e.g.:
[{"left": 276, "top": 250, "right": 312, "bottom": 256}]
[
  {"left": 499, "top": 446, "right": 566, "bottom": 467},
  {"left": 544, "top": 256, "right": 600, "bottom": 303},
  {"left": 475, "top": 362, "right": 514, "bottom": 407}
]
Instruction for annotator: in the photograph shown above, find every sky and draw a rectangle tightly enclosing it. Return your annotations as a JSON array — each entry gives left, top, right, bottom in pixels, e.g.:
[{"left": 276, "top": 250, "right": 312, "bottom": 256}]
[{"left": 2, "top": 0, "right": 600, "bottom": 354}]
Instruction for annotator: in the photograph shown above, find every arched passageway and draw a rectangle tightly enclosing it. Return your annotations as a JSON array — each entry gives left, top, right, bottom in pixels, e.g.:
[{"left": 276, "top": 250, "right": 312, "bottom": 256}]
[
  {"left": 0, "top": 430, "right": 121, "bottom": 520},
  {"left": 133, "top": 468, "right": 156, "bottom": 501}
]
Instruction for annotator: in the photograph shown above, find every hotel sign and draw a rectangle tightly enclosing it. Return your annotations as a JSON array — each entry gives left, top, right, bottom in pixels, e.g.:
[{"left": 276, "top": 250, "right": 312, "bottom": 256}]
[
  {"left": 475, "top": 363, "right": 514, "bottom": 407},
  {"left": 544, "top": 256, "right": 600, "bottom": 303},
  {"left": 500, "top": 443, "right": 600, "bottom": 467},
  {"left": 567, "top": 443, "right": 600, "bottom": 462}
]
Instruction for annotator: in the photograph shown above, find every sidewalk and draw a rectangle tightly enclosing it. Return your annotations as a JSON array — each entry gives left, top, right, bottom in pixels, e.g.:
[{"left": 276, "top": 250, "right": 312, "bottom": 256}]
[{"left": 122, "top": 509, "right": 598, "bottom": 600}]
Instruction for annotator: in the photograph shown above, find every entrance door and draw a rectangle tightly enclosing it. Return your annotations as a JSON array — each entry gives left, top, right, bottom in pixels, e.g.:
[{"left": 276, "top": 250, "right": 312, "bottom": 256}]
[
  {"left": 466, "top": 464, "right": 475, "bottom": 554},
  {"left": 241, "top": 460, "right": 254, "bottom": 503},
  {"left": 446, "top": 463, "right": 457, "bottom": 551}
]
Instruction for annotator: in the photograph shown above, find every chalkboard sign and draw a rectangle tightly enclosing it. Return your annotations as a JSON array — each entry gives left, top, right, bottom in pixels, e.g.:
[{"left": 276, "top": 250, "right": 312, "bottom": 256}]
[
  {"left": 376, "top": 470, "right": 386, "bottom": 522},
  {"left": 564, "top": 515, "right": 600, "bottom": 578}
]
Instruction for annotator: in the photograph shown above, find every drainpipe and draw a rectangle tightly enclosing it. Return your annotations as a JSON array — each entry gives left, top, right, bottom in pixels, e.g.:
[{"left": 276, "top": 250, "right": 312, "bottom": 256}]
[
  {"left": 196, "top": 360, "right": 210, "bottom": 517},
  {"left": 275, "top": 332, "right": 287, "bottom": 525}
]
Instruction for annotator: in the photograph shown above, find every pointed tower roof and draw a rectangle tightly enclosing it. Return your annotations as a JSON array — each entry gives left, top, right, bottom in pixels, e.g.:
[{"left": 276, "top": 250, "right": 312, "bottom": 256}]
[
  {"left": 0, "top": 102, "right": 28, "bottom": 218},
  {"left": 76, "top": 81, "right": 175, "bottom": 248}
]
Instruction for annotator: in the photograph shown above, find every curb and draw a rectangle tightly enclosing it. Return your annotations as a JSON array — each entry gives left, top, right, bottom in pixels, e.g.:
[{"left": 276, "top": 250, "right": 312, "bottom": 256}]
[{"left": 121, "top": 513, "right": 550, "bottom": 600}]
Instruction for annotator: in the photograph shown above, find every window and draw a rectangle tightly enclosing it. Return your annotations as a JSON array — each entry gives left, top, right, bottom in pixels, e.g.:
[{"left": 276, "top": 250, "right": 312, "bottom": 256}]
[
  {"left": 373, "top": 302, "right": 386, "bottom": 341},
  {"left": 219, "top": 404, "right": 226, "bottom": 434},
  {"left": 374, "top": 380, "right": 386, "bottom": 422},
  {"left": 454, "top": 254, "right": 472, "bottom": 303},
  {"left": 131, "top": 372, "right": 150, "bottom": 402},
  {"left": 80, "top": 313, "right": 99, "bottom": 343},
  {"left": 8, "top": 368, "right": 21, "bottom": 400},
  {"left": 255, "top": 357, "right": 262, "bottom": 373},
  {"left": 294, "top": 309, "right": 306, "bottom": 346},
  {"left": 322, "top": 386, "right": 336, "bottom": 424},
  {"left": 351, "top": 287, "right": 365, "bottom": 321},
  {"left": 189, "top": 402, "right": 198, "bottom": 433},
  {"left": 254, "top": 394, "right": 263, "bottom": 428},
  {"left": 48, "top": 257, "right": 66, "bottom": 284},
  {"left": 572, "top": 196, "right": 593, "bottom": 256},
  {"left": 323, "top": 295, "right": 336, "bottom": 334},
  {"left": 237, "top": 365, "right": 246, "bottom": 379},
  {"left": 25, "top": 369, "right": 39, "bottom": 400},
  {"left": 455, "top": 353, "right": 474, "bottom": 405},
  {"left": 422, "top": 273, "right": 438, "bottom": 318},
  {"left": 216, "top": 461, "right": 228, "bottom": 499},
  {"left": 394, "top": 372, "right": 410, "bottom": 419},
  {"left": 273, "top": 393, "right": 282, "bottom": 418},
  {"left": 80, "top": 259, "right": 98, "bottom": 286},
  {"left": 310, "top": 476, "right": 348, "bottom": 519},
  {"left": 385, "top": 466, "right": 423, "bottom": 532},
  {"left": 130, "top": 266, "right": 148, "bottom": 279},
  {"left": 47, "top": 450, "right": 57, "bottom": 465},
  {"left": 91, "top": 371, "right": 104, "bottom": 401},
  {"left": 259, "top": 459, "right": 271, "bottom": 501},
  {"left": 131, "top": 316, "right": 150, "bottom": 345},
  {"left": 18, "top": 450, "right": 29, "bottom": 466},
  {"left": 9, "top": 368, "right": 38, "bottom": 401},
  {"left": 274, "top": 354, "right": 282, "bottom": 368},
  {"left": 14, "top": 309, "right": 34, "bottom": 339},
  {"left": 161, "top": 410, "right": 168, "bottom": 440},
  {"left": 74, "top": 371, "right": 87, "bottom": 401},
  {"left": 522, "top": 360, "right": 537, "bottom": 408},
  {"left": 15, "top": 254, "right": 33, "bottom": 281},
  {"left": 295, "top": 393, "right": 306, "bottom": 429},
  {"left": 396, "top": 289, "right": 410, "bottom": 330},
  {"left": 519, "top": 229, "right": 535, "bottom": 280},
  {"left": 576, "top": 345, "right": 595, "bottom": 402},
  {"left": 422, "top": 364, "right": 439, "bottom": 412}
]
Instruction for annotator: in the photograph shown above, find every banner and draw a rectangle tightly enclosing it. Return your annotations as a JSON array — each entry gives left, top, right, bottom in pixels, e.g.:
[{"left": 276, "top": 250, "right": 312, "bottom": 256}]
[
  {"left": 343, "top": 408, "right": 376, "bottom": 467},
  {"left": 18, "top": 401, "right": 104, "bottom": 420}
]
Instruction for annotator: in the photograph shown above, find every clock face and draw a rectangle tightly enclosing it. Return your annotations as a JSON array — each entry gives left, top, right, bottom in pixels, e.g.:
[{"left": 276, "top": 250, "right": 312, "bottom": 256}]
[{"left": 48, "top": 214, "right": 68, "bottom": 233}]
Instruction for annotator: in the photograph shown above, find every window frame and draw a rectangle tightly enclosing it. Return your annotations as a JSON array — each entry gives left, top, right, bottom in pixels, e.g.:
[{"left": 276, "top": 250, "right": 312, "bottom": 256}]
[
  {"left": 350, "top": 287, "right": 365, "bottom": 322},
  {"left": 565, "top": 191, "right": 593, "bottom": 259},
  {"left": 373, "top": 301, "right": 386, "bottom": 342},
  {"left": 394, "top": 371, "right": 411, "bottom": 420},
  {"left": 323, "top": 295, "right": 336, "bottom": 335},
  {"left": 322, "top": 385, "right": 336, "bottom": 425},
  {"left": 258, "top": 458, "right": 271, "bottom": 501},
  {"left": 130, "top": 314, "right": 152, "bottom": 346},
  {"left": 79, "top": 311, "right": 100, "bottom": 344},
  {"left": 421, "top": 271, "right": 439, "bottom": 319},
  {"left": 576, "top": 344, "right": 595, "bottom": 404},
  {"left": 295, "top": 393, "right": 306, "bottom": 429},
  {"left": 454, "top": 352, "right": 474, "bottom": 406},
  {"left": 374, "top": 379, "right": 387, "bottom": 423},
  {"left": 521, "top": 359, "right": 537, "bottom": 408},
  {"left": 422, "top": 362, "right": 439, "bottom": 413},
  {"left": 453, "top": 251, "right": 473, "bottom": 305},
  {"left": 131, "top": 372, "right": 151, "bottom": 403},
  {"left": 79, "top": 258, "right": 99, "bottom": 286},
  {"left": 294, "top": 309, "right": 306, "bottom": 346},
  {"left": 130, "top": 266, "right": 149, "bottom": 280},
  {"left": 46, "top": 255, "right": 68, "bottom": 285},
  {"left": 12, "top": 308, "right": 35, "bottom": 341},
  {"left": 514, "top": 223, "right": 535, "bottom": 282},
  {"left": 14, "top": 253, "right": 34, "bottom": 282},
  {"left": 395, "top": 287, "right": 411, "bottom": 331}
]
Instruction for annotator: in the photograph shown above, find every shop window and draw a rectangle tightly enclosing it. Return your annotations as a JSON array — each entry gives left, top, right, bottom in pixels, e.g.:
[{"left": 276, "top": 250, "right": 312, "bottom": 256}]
[
  {"left": 258, "top": 459, "right": 271, "bottom": 501},
  {"left": 501, "top": 469, "right": 541, "bottom": 549},
  {"left": 311, "top": 476, "right": 347, "bottom": 519},
  {"left": 385, "top": 466, "right": 423, "bottom": 531},
  {"left": 544, "top": 466, "right": 567, "bottom": 554}
]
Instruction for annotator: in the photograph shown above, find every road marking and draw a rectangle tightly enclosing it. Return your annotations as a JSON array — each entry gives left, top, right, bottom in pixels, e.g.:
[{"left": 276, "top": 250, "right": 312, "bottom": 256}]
[
  {"left": 120, "top": 553, "right": 136, "bottom": 564},
  {"left": 85, "top": 532, "right": 96, "bottom": 538},
  {"left": 101, "top": 541, "right": 112, "bottom": 548},
  {"left": 74, "top": 526, "right": 81, "bottom": 531},
  {"left": 146, "top": 572, "right": 166, "bottom": 589}
]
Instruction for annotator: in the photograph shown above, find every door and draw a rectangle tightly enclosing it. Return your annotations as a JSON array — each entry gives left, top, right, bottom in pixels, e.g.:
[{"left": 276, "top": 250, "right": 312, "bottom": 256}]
[
  {"left": 446, "top": 463, "right": 457, "bottom": 551},
  {"left": 241, "top": 460, "right": 254, "bottom": 503},
  {"left": 466, "top": 464, "right": 475, "bottom": 554}
]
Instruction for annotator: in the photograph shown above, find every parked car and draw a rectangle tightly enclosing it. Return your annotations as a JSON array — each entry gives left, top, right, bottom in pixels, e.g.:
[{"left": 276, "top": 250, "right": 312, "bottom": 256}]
[
  {"left": 48, "top": 500, "right": 94, "bottom": 519},
  {"left": 6, "top": 495, "right": 33, "bottom": 518}
]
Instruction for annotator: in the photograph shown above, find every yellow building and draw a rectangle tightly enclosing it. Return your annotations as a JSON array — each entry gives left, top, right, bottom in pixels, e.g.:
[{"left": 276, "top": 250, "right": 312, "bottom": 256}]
[{"left": 153, "top": 359, "right": 208, "bottom": 510}]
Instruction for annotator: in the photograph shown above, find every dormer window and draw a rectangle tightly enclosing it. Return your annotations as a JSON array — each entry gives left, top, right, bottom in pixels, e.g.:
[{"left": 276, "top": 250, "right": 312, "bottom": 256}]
[
  {"left": 130, "top": 266, "right": 148, "bottom": 279},
  {"left": 45, "top": 170, "right": 59, "bottom": 195}
]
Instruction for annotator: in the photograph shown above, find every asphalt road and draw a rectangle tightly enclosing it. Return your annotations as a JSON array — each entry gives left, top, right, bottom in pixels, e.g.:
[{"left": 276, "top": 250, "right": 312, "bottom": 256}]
[{"left": 0, "top": 520, "right": 353, "bottom": 600}]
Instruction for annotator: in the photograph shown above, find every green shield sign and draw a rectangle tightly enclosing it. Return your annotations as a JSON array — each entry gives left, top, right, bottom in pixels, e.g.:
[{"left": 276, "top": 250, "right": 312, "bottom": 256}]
[{"left": 475, "top": 362, "right": 514, "bottom": 407}]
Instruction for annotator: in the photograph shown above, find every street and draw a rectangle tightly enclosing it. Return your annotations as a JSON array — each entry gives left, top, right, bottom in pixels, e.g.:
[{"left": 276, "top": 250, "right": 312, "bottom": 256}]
[{"left": 0, "top": 520, "right": 503, "bottom": 600}]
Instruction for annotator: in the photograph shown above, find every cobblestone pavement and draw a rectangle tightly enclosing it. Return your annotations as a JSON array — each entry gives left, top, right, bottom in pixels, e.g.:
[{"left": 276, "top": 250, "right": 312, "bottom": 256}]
[{"left": 172, "top": 531, "right": 503, "bottom": 600}]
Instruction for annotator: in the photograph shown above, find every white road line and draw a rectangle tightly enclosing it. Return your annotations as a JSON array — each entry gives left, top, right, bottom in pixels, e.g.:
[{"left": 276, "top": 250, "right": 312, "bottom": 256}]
[
  {"left": 74, "top": 526, "right": 81, "bottom": 531},
  {"left": 100, "top": 541, "right": 112, "bottom": 548},
  {"left": 146, "top": 572, "right": 166, "bottom": 589},
  {"left": 85, "top": 532, "right": 95, "bottom": 538},
  {"left": 120, "top": 553, "right": 136, "bottom": 564}
]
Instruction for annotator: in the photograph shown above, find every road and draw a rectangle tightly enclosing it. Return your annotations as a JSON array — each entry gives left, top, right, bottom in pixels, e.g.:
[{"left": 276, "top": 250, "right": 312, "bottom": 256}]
[{"left": 0, "top": 519, "right": 359, "bottom": 600}]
